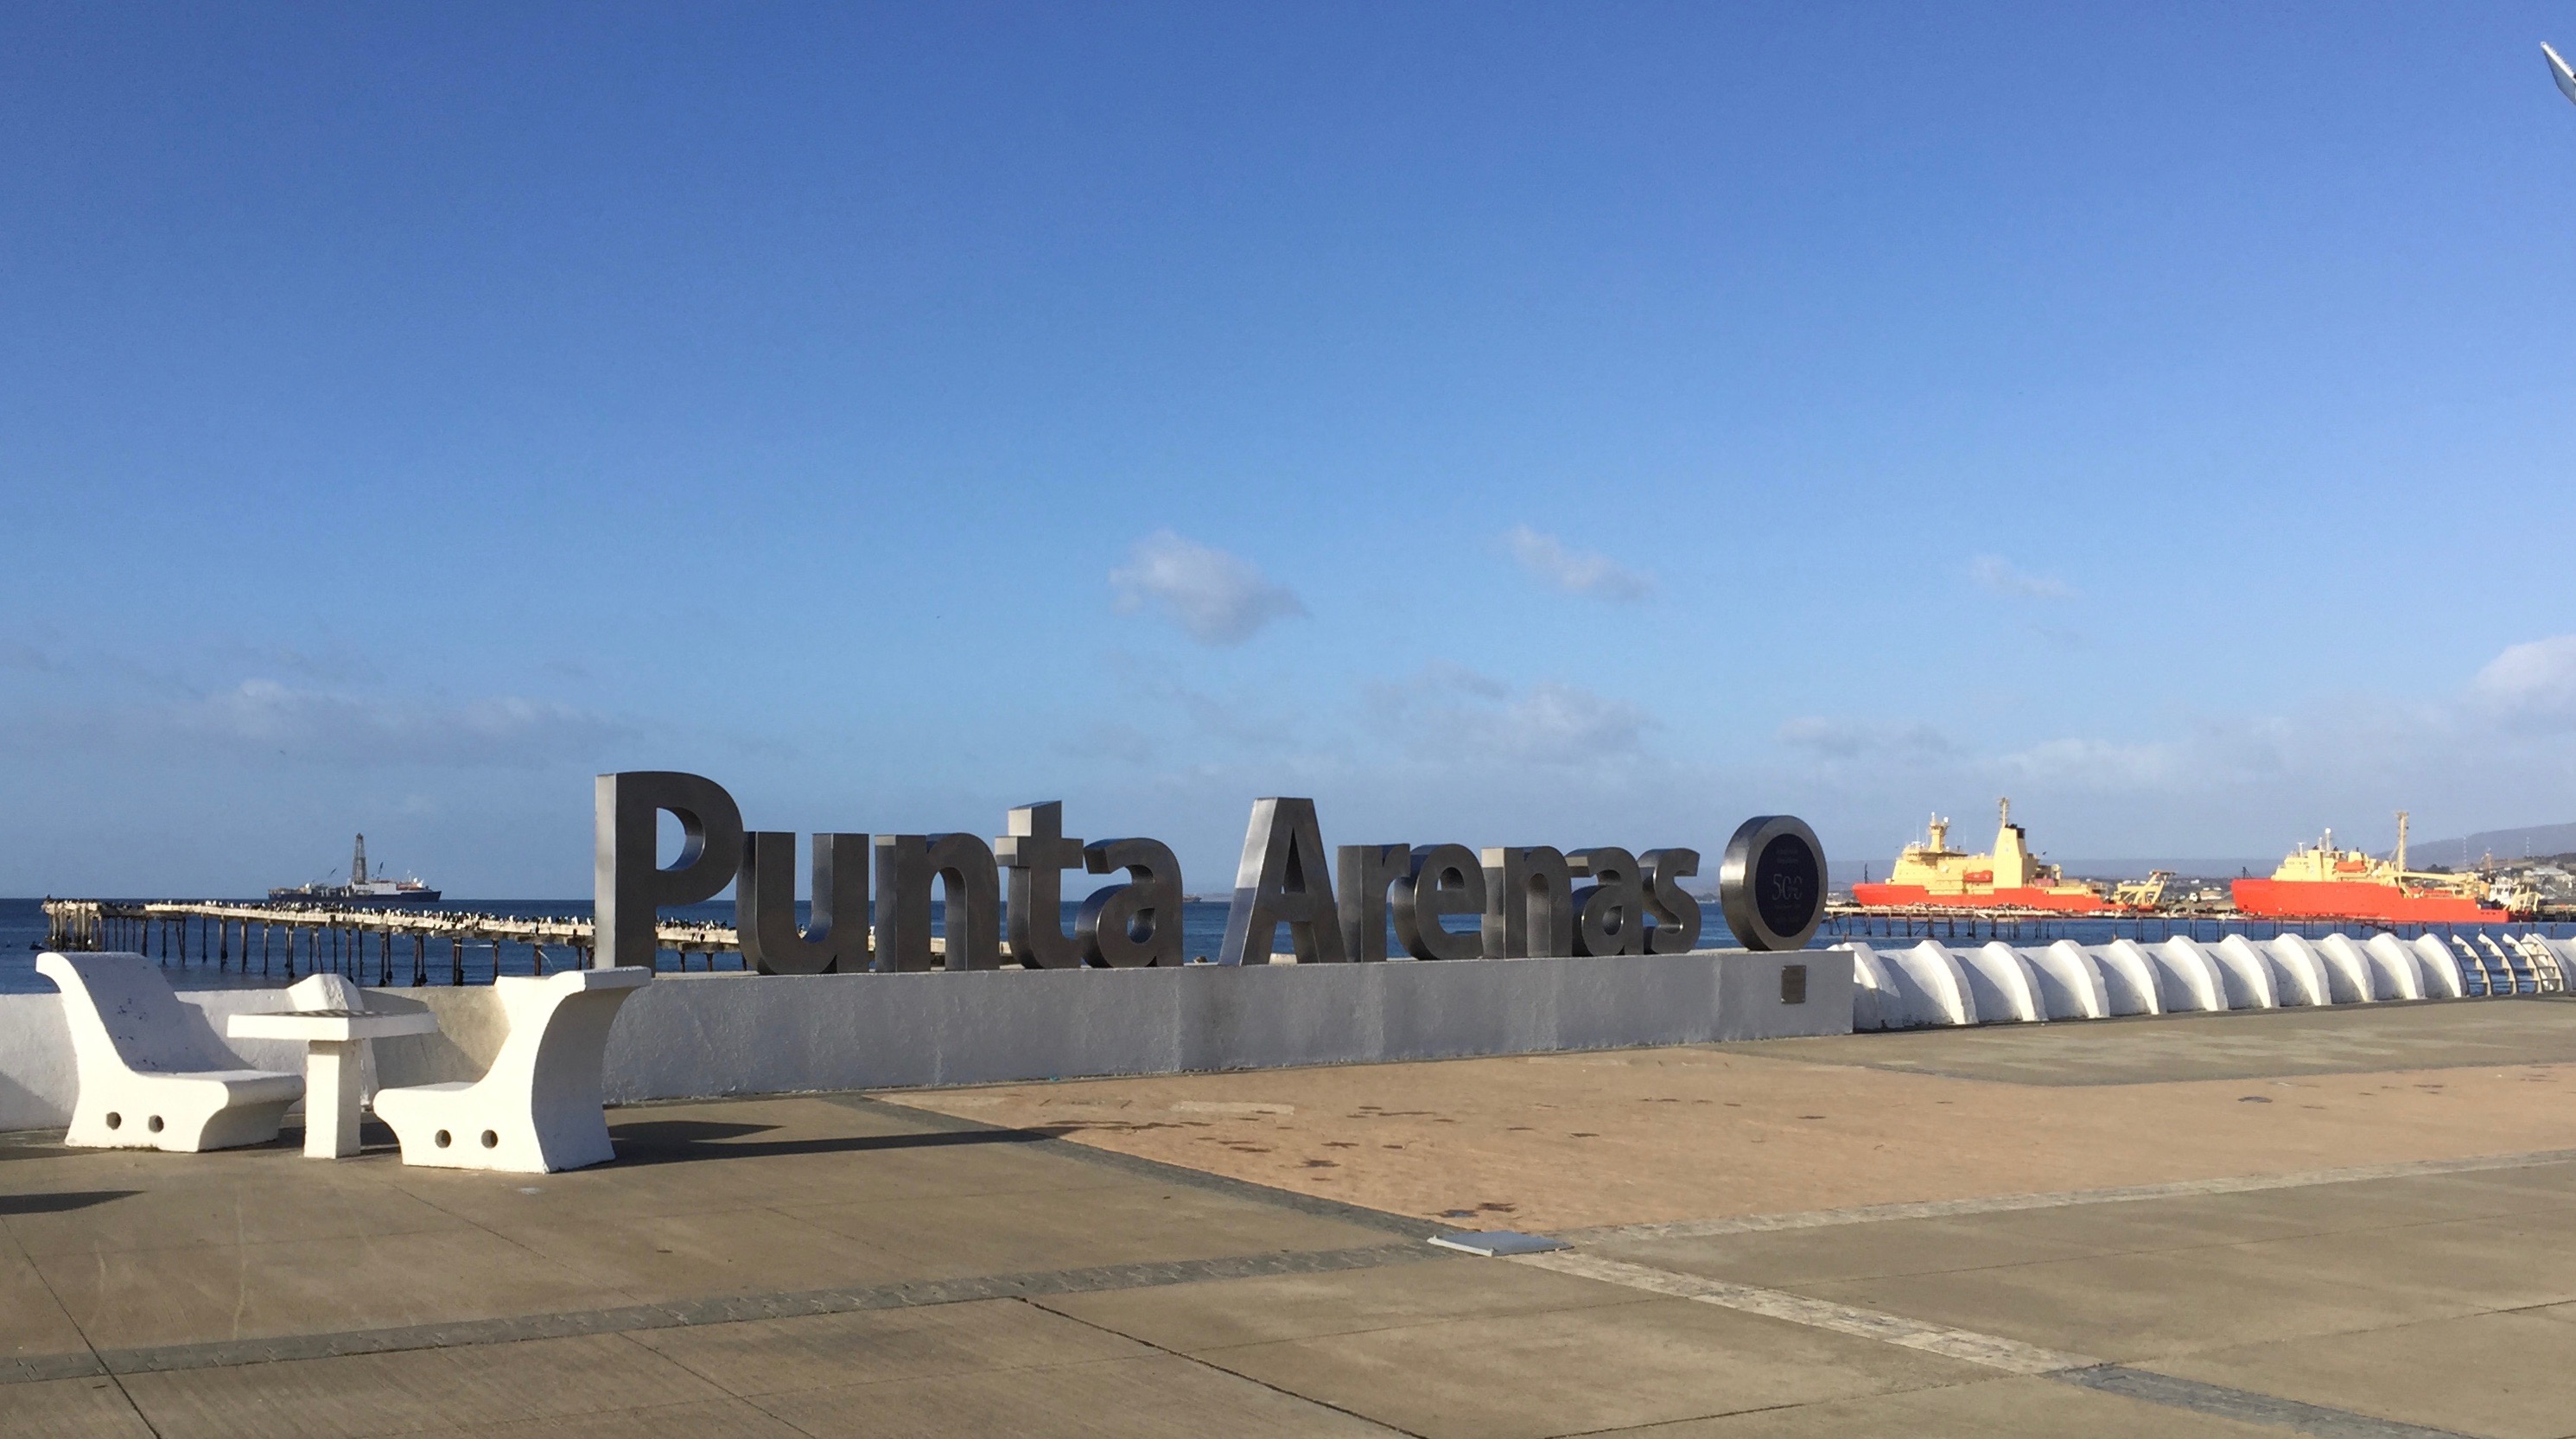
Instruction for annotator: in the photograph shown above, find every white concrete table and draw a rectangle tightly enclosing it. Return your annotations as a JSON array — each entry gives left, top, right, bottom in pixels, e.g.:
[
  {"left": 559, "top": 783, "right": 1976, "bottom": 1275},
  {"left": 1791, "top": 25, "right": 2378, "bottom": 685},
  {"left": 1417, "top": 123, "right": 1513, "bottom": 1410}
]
[{"left": 228, "top": 1009, "right": 440, "bottom": 1158}]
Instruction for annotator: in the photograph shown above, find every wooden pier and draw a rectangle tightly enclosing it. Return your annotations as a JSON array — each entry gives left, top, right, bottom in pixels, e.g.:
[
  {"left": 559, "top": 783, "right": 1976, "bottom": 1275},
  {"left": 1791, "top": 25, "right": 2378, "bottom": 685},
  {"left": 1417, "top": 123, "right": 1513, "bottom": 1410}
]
[{"left": 35, "top": 900, "right": 744, "bottom": 985}]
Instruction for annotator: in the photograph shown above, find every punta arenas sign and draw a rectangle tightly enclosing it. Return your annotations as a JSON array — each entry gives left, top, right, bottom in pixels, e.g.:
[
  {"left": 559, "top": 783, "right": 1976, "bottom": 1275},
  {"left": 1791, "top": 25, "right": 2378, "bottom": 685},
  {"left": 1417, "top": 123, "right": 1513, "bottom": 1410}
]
[{"left": 592, "top": 772, "right": 1827, "bottom": 972}]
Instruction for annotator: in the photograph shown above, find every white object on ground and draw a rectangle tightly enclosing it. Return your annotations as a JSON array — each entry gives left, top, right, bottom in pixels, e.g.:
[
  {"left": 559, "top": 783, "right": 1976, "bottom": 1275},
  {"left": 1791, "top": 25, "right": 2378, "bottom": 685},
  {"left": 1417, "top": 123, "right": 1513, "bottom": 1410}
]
[
  {"left": 2229, "top": 933, "right": 2322, "bottom": 1006},
  {"left": 1883, "top": 942, "right": 1976, "bottom": 1026},
  {"left": 2014, "top": 943, "right": 2107, "bottom": 1020},
  {"left": 2445, "top": 935, "right": 2490, "bottom": 992},
  {"left": 2404, "top": 934, "right": 2467, "bottom": 997},
  {"left": 2075, "top": 941, "right": 2159, "bottom": 1016},
  {"left": 372, "top": 966, "right": 651, "bottom": 1173},
  {"left": 2274, "top": 934, "right": 2368, "bottom": 1004},
  {"left": 2108, "top": 938, "right": 2217, "bottom": 1012},
  {"left": 2477, "top": 933, "right": 2523, "bottom": 992},
  {"left": 229, "top": 1005, "right": 440, "bottom": 1158},
  {"left": 2169, "top": 937, "right": 2274, "bottom": 1009},
  {"left": 2366, "top": 933, "right": 2455, "bottom": 1000},
  {"left": 35, "top": 952, "right": 302, "bottom": 1152},
  {"left": 1848, "top": 945, "right": 1896, "bottom": 1031},
  {"left": 1953, "top": 943, "right": 2042, "bottom": 1023},
  {"left": 2321, "top": 933, "right": 2416, "bottom": 1001},
  {"left": 2509, "top": 934, "right": 2566, "bottom": 992},
  {"left": 2538, "top": 937, "right": 2576, "bottom": 992}
]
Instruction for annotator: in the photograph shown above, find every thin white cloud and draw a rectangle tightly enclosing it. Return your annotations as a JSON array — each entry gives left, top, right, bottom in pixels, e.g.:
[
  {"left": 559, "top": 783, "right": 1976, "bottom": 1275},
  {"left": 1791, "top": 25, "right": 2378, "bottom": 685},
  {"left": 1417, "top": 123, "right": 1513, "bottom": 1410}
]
[
  {"left": 1776, "top": 716, "right": 1954, "bottom": 762},
  {"left": 1504, "top": 525, "right": 1655, "bottom": 603},
  {"left": 0, "top": 678, "right": 631, "bottom": 768},
  {"left": 179, "top": 680, "right": 630, "bottom": 766},
  {"left": 1110, "top": 531, "right": 1306, "bottom": 646},
  {"left": 2471, "top": 634, "right": 2576, "bottom": 730},
  {"left": 1992, "top": 735, "right": 2184, "bottom": 789},
  {"left": 1771, "top": 633, "right": 2576, "bottom": 856},
  {"left": 1368, "top": 663, "right": 1653, "bottom": 764},
  {"left": 1055, "top": 721, "right": 1158, "bottom": 766},
  {"left": 1968, "top": 554, "right": 2074, "bottom": 601}
]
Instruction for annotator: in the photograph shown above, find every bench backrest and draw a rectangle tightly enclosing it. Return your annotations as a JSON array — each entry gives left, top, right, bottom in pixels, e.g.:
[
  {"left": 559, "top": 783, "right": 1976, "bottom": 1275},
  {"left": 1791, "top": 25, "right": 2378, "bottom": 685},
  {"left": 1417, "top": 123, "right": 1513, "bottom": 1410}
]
[{"left": 36, "top": 952, "right": 245, "bottom": 1076}]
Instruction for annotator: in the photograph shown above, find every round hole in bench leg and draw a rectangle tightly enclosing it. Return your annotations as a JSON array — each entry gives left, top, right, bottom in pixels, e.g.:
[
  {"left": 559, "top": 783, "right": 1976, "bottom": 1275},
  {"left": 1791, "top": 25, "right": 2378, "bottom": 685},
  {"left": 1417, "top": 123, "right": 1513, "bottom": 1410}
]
[
  {"left": 480, "top": 1130, "right": 499, "bottom": 1149},
  {"left": 146, "top": 1116, "right": 164, "bottom": 1134},
  {"left": 104, "top": 1112, "right": 121, "bottom": 1130},
  {"left": 435, "top": 1130, "right": 452, "bottom": 1149}
]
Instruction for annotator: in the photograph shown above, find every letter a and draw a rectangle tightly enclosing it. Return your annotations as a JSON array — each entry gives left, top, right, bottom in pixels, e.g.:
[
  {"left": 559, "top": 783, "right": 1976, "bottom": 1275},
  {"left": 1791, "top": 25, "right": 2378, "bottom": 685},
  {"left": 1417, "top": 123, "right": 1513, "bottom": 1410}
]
[{"left": 1218, "top": 797, "right": 1345, "bottom": 966}]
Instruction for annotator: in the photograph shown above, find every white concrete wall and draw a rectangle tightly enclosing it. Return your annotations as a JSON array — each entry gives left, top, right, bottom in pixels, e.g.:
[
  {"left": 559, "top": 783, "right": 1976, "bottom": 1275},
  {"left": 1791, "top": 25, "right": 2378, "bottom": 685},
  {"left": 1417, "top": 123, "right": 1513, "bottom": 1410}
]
[{"left": 0, "top": 948, "right": 1849, "bottom": 1131}]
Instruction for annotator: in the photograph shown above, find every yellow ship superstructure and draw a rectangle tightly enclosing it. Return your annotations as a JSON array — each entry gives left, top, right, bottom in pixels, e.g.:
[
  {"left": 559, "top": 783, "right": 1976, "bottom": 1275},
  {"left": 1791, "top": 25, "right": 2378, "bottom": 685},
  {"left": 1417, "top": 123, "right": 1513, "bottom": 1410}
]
[
  {"left": 2232, "top": 812, "right": 2515, "bottom": 921},
  {"left": 1852, "top": 799, "right": 2115, "bottom": 912}
]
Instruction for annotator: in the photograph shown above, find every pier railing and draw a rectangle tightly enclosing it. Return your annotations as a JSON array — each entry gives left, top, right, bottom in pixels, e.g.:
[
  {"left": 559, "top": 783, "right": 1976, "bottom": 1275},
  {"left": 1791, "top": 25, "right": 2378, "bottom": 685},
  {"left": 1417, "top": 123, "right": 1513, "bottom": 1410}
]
[{"left": 35, "top": 900, "right": 747, "bottom": 985}]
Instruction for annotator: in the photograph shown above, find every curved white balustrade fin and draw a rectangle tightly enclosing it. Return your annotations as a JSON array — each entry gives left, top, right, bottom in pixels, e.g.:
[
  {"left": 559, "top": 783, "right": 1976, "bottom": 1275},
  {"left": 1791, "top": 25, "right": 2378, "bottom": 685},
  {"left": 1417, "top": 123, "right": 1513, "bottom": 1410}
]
[
  {"left": 2174, "top": 937, "right": 2274, "bottom": 1009},
  {"left": 1849, "top": 944, "right": 1897, "bottom": 1031},
  {"left": 1885, "top": 941, "right": 1976, "bottom": 1026},
  {"left": 2404, "top": 933, "right": 2469, "bottom": 996},
  {"left": 2217, "top": 934, "right": 2313, "bottom": 1006},
  {"left": 2013, "top": 943, "right": 2107, "bottom": 1020},
  {"left": 2365, "top": 933, "right": 2457, "bottom": 1000},
  {"left": 1954, "top": 942, "right": 2043, "bottom": 1023},
  {"left": 2477, "top": 934, "right": 2525, "bottom": 993},
  {"left": 2273, "top": 934, "right": 2368, "bottom": 1004},
  {"left": 2318, "top": 933, "right": 2415, "bottom": 1001},
  {"left": 2448, "top": 935, "right": 2497, "bottom": 993},
  {"left": 2077, "top": 942, "right": 2160, "bottom": 1016},
  {"left": 2541, "top": 937, "right": 2576, "bottom": 993},
  {"left": 2112, "top": 938, "right": 2219, "bottom": 1012}
]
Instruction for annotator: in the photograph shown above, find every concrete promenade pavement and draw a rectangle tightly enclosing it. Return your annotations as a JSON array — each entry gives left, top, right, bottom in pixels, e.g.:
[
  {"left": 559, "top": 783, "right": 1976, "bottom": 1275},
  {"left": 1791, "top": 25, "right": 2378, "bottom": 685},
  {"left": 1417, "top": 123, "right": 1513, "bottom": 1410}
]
[{"left": 1, "top": 1000, "right": 2572, "bottom": 1436}]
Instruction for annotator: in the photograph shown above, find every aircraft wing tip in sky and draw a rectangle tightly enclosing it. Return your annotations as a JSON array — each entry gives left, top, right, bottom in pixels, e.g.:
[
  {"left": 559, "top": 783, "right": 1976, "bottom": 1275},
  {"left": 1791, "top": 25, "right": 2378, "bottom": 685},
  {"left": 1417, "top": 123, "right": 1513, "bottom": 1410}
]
[{"left": 2547, "top": 41, "right": 2576, "bottom": 105}]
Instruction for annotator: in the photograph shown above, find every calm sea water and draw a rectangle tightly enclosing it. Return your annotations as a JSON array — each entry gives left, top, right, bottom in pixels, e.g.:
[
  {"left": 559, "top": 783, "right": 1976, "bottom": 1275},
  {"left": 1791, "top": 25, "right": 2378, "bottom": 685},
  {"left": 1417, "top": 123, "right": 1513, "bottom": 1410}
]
[{"left": 5, "top": 895, "right": 2569, "bottom": 995}]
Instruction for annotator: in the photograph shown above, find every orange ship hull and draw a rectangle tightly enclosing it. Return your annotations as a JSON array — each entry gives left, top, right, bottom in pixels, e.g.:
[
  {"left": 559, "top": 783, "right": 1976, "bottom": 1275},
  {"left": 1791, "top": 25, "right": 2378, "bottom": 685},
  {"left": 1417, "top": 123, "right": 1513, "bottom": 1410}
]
[
  {"left": 1850, "top": 882, "right": 2112, "bottom": 914},
  {"left": 2230, "top": 879, "right": 2505, "bottom": 923}
]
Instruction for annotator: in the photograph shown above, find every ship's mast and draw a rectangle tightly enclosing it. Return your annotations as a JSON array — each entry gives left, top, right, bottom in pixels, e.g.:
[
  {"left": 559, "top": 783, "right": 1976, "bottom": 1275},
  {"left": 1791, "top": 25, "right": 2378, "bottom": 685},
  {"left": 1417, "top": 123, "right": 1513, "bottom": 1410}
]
[{"left": 352, "top": 833, "right": 368, "bottom": 887}]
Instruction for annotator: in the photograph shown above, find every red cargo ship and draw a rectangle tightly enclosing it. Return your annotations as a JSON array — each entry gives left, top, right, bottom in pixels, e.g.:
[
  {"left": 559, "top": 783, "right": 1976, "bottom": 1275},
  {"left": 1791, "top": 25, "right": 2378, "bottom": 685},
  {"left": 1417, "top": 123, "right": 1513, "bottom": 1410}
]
[
  {"left": 2230, "top": 812, "right": 2519, "bottom": 922},
  {"left": 1850, "top": 800, "right": 2120, "bottom": 913}
]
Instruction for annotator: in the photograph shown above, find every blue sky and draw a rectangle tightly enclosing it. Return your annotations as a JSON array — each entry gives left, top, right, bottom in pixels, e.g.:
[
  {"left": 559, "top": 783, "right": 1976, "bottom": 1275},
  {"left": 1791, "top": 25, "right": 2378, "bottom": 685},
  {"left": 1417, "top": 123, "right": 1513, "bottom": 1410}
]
[{"left": 6, "top": 3, "right": 2576, "bottom": 895}]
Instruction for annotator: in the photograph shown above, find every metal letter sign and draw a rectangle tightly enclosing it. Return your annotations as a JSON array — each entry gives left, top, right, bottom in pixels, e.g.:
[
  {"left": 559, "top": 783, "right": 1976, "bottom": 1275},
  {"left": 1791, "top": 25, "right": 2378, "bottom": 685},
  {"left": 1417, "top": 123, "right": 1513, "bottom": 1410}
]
[
  {"left": 1335, "top": 844, "right": 1411, "bottom": 963},
  {"left": 1718, "top": 816, "right": 1826, "bottom": 952},
  {"left": 1078, "top": 837, "right": 1184, "bottom": 966},
  {"left": 1392, "top": 844, "right": 1485, "bottom": 960},
  {"left": 1219, "top": 798, "right": 1345, "bottom": 965},
  {"left": 1640, "top": 848, "right": 1704, "bottom": 953},
  {"left": 996, "top": 802, "right": 1085, "bottom": 969},
  {"left": 595, "top": 772, "right": 744, "bottom": 969},
  {"left": 737, "top": 831, "right": 865, "bottom": 974},
  {"left": 597, "top": 772, "right": 1812, "bottom": 977},
  {"left": 875, "top": 833, "right": 1002, "bottom": 971}
]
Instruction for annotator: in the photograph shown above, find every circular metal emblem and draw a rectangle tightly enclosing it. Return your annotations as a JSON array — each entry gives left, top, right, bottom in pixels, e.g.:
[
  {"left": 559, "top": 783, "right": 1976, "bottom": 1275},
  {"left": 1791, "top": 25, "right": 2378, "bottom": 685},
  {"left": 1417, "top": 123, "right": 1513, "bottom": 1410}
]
[{"left": 1719, "top": 816, "right": 1826, "bottom": 952}]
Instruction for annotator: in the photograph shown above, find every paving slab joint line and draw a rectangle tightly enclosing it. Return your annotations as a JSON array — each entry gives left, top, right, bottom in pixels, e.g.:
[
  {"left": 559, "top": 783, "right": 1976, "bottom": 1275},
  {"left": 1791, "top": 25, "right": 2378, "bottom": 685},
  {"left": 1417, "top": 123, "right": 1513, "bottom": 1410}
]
[
  {"left": 2058, "top": 1366, "right": 2485, "bottom": 1439},
  {"left": 1559, "top": 1146, "right": 2576, "bottom": 1245},
  {"left": 0, "top": 1241, "right": 1440, "bottom": 1386},
  {"left": 1509, "top": 1251, "right": 2492, "bottom": 1439}
]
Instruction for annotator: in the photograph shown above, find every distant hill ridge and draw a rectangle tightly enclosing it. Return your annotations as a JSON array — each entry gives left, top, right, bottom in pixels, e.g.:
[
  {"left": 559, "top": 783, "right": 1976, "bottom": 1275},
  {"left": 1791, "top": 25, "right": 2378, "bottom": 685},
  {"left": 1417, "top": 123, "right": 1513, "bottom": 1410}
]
[{"left": 2406, "top": 822, "right": 2576, "bottom": 867}]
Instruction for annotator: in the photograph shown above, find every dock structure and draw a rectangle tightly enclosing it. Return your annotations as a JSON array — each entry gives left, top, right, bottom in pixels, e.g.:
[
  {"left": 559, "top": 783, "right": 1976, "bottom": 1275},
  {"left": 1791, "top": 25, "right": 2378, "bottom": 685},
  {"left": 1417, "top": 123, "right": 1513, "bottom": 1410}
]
[
  {"left": 1822, "top": 901, "right": 2561, "bottom": 946},
  {"left": 35, "top": 900, "right": 747, "bottom": 985}
]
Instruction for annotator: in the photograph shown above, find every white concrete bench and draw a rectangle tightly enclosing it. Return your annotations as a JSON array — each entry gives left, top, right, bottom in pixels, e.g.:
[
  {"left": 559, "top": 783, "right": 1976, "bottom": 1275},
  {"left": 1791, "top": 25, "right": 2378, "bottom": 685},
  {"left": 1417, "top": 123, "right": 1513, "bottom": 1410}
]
[
  {"left": 372, "top": 966, "right": 650, "bottom": 1173},
  {"left": 36, "top": 952, "right": 303, "bottom": 1152}
]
